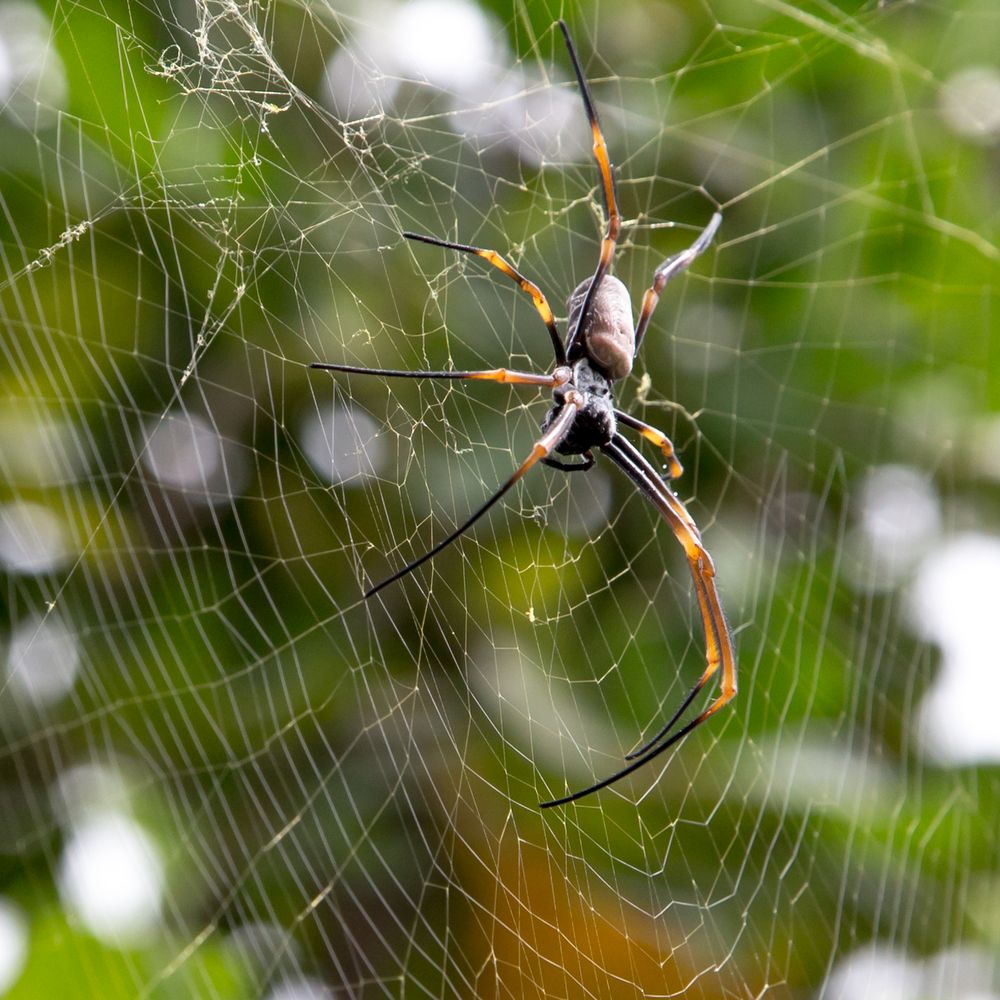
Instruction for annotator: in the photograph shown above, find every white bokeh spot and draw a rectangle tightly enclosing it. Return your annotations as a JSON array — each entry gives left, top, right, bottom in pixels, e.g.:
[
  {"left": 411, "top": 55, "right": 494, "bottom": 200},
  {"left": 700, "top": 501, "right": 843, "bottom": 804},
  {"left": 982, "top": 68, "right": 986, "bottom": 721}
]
[
  {"left": 322, "top": 45, "right": 400, "bottom": 120},
  {"left": 940, "top": 66, "right": 1000, "bottom": 143},
  {"left": 141, "top": 411, "right": 245, "bottom": 504},
  {"left": 909, "top": 533, "right": 1000, "bottom": 765},
  {"left": 266, "top": 977, "right": 333, "bottom": 1000},
  {"left": 301, "top": 404, "right": 386, "bottom": 486},
  {"left": 846, "top": 465, "right": 941, "bottom": 592},
  {"left": 0, "top": 501, "right": 71, "bottom": 575},
  {"left": 6, "top": 614, "right": 80, "bottom": 706},
  {"left": 0, "top": 1, "right": 68, "bottom": 127},
  {"left": 0, "top": 898, "right": 28, "bottom": 994},
  {"left": 58, "top": 813, "right": 165, "bottom": 944},
  {"left": 827, "top": 943, "right": 1000, "bottom": 1000},
  {"left": 143, "top": 412, "right": 222, "bottom": 491},
  {"left": 388, "top": 0, "right": 500, "bottom": 91}
]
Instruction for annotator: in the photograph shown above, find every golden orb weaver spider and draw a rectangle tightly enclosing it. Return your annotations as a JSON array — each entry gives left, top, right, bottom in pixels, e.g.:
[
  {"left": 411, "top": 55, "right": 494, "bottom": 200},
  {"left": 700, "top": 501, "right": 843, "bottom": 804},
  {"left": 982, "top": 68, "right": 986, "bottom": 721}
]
[{"left": 312, "top": 21, "right": 736, "bottom": 808}]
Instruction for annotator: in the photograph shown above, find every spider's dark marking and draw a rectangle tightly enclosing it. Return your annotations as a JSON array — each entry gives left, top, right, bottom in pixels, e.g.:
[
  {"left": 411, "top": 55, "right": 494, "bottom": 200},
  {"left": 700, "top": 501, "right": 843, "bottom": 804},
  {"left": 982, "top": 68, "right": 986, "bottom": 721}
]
[{"left": 309, "top": 20, "right": 735, "bottom": 808}]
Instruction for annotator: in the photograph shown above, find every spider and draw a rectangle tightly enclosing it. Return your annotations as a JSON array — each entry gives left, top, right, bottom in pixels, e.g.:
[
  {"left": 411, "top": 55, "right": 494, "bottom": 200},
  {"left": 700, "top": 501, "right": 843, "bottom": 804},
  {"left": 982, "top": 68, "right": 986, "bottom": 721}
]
[{"left": 311, "top": 21, "right": 736, "bottom": 808}]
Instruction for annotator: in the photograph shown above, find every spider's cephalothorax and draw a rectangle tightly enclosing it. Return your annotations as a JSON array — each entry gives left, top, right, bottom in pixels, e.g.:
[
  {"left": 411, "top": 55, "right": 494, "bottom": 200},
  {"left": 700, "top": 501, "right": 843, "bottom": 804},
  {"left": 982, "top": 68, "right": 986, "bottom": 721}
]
[
  {"left": 545, "top": 359, "right": 616, "bottom": 457},
  {"left": 310, "top": 20, "right": 736, "bottom": 809}
]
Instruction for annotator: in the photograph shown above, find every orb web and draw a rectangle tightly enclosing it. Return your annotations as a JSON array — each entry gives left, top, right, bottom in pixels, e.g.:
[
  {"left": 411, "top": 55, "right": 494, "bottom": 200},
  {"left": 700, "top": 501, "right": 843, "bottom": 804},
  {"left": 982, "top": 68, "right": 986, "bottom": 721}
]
[{"left": 1, "top": 1, "right": 997, "bottom": 997}]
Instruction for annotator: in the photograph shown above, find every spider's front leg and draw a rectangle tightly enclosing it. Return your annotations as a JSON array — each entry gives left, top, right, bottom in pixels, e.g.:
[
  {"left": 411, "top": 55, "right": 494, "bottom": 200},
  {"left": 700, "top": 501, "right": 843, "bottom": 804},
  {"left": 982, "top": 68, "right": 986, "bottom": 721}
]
[
  {"left": 539, "top": 433, "right": 736, "bottom": 809},
  {"left": 364, "top": 397, "right": 584, "bottom": 597}
]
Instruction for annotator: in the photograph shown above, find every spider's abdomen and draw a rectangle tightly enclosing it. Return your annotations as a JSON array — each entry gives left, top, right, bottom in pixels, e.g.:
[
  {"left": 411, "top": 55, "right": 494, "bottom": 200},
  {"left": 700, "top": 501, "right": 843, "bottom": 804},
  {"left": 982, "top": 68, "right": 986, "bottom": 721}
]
[{"left": 567, "top": 275, "right": 635, "bottom": 381}]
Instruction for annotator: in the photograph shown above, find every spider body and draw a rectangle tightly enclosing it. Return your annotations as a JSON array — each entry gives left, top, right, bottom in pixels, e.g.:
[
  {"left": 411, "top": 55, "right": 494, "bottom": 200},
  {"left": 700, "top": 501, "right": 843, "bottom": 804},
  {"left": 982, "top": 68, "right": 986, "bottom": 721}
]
[
  {"left": 311, "top": 20, "right": 736, "bottom": 808},
  {"left": 567, "top": 275, "right": 635, "bottom": 380}
]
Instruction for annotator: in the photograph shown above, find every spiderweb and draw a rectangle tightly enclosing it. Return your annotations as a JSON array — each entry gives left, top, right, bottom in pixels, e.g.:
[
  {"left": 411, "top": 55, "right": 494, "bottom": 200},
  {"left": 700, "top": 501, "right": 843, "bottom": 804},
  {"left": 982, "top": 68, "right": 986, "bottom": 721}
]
[{"left": 2, "top": 0, "right": 998, "bottom": 996}]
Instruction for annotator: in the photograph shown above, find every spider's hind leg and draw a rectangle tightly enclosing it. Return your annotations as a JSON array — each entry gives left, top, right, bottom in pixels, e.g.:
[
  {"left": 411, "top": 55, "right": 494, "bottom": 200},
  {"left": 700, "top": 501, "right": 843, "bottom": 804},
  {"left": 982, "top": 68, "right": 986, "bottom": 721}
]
[
  {"left": 558, "top": 20, "right": 622, "bottom": 363},
  {"left": 633, "top": 212, "right": 723, "bottom": 355},
  {"left": 538, "top": 433, "right": 736, "bottom": 808},
  {"left": 403, "top": 231, "right": 565, "bottom": 365}
]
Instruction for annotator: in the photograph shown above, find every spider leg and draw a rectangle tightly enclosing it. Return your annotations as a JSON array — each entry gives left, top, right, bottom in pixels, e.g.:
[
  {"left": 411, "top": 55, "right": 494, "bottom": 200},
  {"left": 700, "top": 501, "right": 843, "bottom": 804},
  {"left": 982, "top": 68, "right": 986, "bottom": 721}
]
[
  {"left": 310, "top": 361, "right": 568, "bottom": 388},
  {"left": 539, "top": 670, "right": 729, "bottom": 808},
  {"left": 614, "top": 410, "right": 683, "bottom": 480},
  {"left": 559, "top": 20, "right": 622, "bottom": 362},
  {"left": 623, "top": 559, "right": 715, "bottom": 759},
  {"left": 365, "top": 398, "right": 582, "bottom": 598},
  {"left": 404, "top": 232, "right": 566, "bottom": 366},
  {"left": 633, "top": 212, "right": 723, "bottom": 355},
  {"left": 539, "top": 433, "right": 736, "bottom": 808},
  {"left": 542, "top": 451, "right": 595, "bottom": 473},
  {"left": 604, "top": 434, "right": 735, "bottom": 754}
]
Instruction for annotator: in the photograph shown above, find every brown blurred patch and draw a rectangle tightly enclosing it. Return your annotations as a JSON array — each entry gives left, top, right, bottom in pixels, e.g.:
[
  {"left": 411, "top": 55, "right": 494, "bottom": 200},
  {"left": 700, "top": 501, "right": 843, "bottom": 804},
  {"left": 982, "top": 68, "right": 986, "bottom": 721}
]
[{"left": 454, "top": 820, "right": 708, "bottom": 998}]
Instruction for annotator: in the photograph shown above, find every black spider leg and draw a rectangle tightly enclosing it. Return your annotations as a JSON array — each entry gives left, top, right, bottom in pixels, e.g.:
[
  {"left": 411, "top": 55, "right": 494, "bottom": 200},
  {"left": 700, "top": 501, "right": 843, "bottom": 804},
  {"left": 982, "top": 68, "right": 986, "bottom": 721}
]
[
  {"left": 365, "top": 400, "right": 581, "bottom": 597},
  {"left": 558, "top": 20, "right": 622, "bottom": 363},
  {"left": 623, "top": 631, "right": 710, "bottom": 761},
  {"left": 539, "top": 433, "right": 736, "bottom": 808},
  {"left": 403, "top": 231, "right": 567, "bottom": 366},
  {"left": 309, "top": 362, "right": 561, "bottom": 387},
  {"left": 542, "top": 452, "right": 595, "bottom": 473}
]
